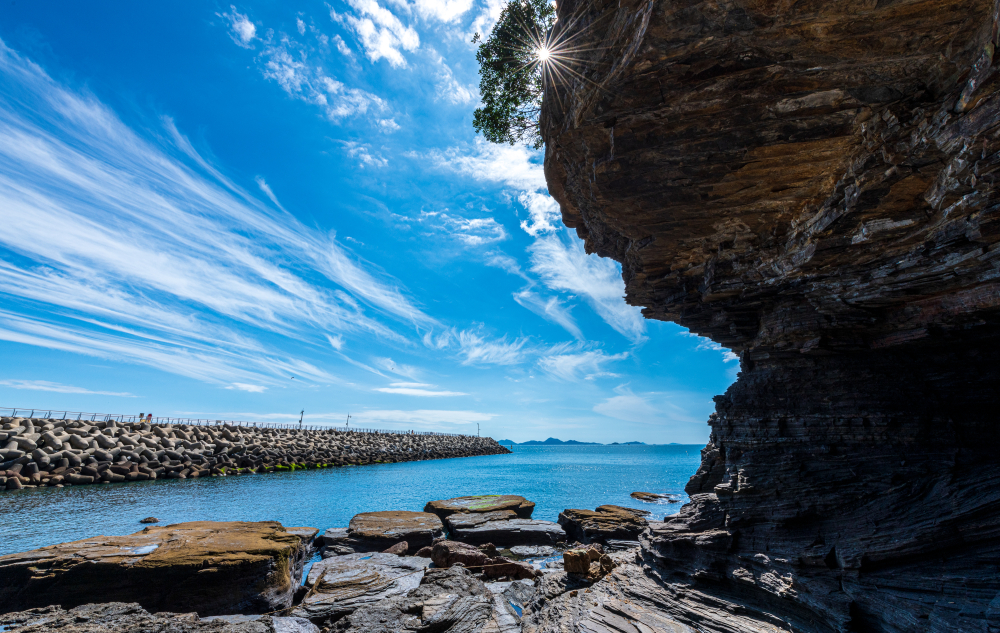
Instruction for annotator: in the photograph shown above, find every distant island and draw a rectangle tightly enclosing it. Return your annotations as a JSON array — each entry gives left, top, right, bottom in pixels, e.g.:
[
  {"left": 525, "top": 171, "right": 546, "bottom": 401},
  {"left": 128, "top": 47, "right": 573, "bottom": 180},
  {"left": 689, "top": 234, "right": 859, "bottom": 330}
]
[{"left": 496, "top": 437, "right": 647, "bottom": 446}]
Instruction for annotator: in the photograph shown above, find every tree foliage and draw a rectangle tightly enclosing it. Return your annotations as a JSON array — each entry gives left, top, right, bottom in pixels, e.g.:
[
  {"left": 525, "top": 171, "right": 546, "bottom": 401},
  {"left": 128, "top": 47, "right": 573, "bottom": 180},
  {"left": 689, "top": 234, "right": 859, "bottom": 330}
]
[{"left": 472, "top": 0, "right": 555, "bottom": 149}]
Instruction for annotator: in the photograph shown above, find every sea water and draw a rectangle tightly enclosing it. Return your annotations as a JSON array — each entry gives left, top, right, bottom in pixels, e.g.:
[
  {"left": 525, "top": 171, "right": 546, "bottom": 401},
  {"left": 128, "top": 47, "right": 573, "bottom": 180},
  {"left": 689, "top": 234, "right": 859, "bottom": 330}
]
[{"left": 0, "top": 444, "right": 702, "bottom": 556}]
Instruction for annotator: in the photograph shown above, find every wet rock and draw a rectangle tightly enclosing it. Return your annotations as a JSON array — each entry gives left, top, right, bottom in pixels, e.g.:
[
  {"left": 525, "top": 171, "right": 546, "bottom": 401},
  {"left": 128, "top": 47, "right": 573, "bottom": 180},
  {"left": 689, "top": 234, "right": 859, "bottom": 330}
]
[
  {"left": 139, "top": 516, "right": 159, "bottom": 524},
  {"left": 345, "top": 511, "right": 444, "bottom": 553},
  {"left": 631, "top": 492, "right": 680, "bottom": 504},
  {"left": 447, "top": 511, "right": 566, "bottom": 547},
  {"left": 431, "top": 540, "right": 487, "bottom": 569},
  {"left": 425, "top": 495, "right": 535, "bottom": 519},
  {"left": 0, "top": 521, "right": 317, "bottom": 616},
  {"left": 291, "top": 552, "right": 430, "bottom": 625},
  {"left": 558, "top": 505, "right": 647, "bottom": 544}
]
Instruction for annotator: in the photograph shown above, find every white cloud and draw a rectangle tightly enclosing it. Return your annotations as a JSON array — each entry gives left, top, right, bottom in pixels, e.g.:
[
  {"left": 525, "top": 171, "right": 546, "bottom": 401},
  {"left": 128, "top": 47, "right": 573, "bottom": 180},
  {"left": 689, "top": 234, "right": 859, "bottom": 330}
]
[
  {"left": 529, "top": 232, "right": 647, "bottom": 342},
  {"left": 377, "top": 118, "right": 400, "bottom": 131},
  {"left": 426, "top": 139, "right": 546, "bottom": 192},
  {"left": 343, "top": 141, "right": 388, "bottom": 167},
  {"left": 356, "top": 409, "right": 495, "bottom": 427},
  {"left": 296, "top": 17, "right": 306, "bottom": 35},
  {"left": 513, "top": 290, "right": 582, "bottom": 340},
  {"left": 420, "top": 211, "right": 506, "bottom": 246},
  {"left": 457, "top": 329, "right": 528, "bottom": 365},
  {"left": 327, "top": 334, "right": 345, "bottom": 350},
  {"left": 227, "top": 383, "right": 268, "bottom": 393},
  {"left": 0, "top": 380, "right": 136, "bottom": 397},
  {"left": 413, "top": 0, "right": 474, "bottom": 22},
  {"left": 593, "top": 386, "right": 661, "bottom": 423},
  {"left": 221, "top": 6, "right": 257, "bottom": 48},
  {"left": 0, "top": 40, "right": 432, "bottom": 386},
  {"left": 537, "top": 348, "right": 627, "bottom": 381},
  {"left": 483, "top": 250, "right": 529, "bottom": 280},
  {"left": 334, "top": 0, "right": 420, "bottom": 68},
  {"left": 258, "top": 43, "right": 387, "bottom": 121},
  {"left": 518, "top": 191, "right": 560, "bottom": 236},
  {"left": 254, "top": 175, "right": 286, "bottom": 211},
  {"left": 374, "top": 381, "right": 468, "bottom": 396},
  {"left": 469, "top": 0, "right": 506, "bottom": 39},
  {"left": 333, "top": 34, "right": 354, "bottom": 56},
  {"left": 434, "top": 55, "right": 476, "bottom": 104}
]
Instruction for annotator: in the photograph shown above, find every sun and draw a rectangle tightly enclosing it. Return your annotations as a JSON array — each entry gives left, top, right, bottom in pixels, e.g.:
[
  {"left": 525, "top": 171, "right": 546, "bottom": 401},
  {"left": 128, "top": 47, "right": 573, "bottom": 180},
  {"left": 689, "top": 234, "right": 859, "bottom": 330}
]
[{"left": 536, "top": 46, "right": 552, "bottom": 62}]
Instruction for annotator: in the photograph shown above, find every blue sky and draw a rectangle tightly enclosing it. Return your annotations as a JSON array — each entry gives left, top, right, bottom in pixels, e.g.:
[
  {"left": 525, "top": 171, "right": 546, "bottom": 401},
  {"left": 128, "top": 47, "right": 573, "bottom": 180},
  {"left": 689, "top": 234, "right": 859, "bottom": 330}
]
[{"left": 0, "top": 1, "right": 736, "bottom": 443}]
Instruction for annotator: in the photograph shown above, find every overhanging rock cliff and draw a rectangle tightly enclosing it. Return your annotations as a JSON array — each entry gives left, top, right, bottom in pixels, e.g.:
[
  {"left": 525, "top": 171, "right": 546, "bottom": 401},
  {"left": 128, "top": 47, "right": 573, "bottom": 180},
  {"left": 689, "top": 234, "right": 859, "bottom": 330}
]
[{"left": 541, "top": 0, "right": 1000, "bottom": 630}]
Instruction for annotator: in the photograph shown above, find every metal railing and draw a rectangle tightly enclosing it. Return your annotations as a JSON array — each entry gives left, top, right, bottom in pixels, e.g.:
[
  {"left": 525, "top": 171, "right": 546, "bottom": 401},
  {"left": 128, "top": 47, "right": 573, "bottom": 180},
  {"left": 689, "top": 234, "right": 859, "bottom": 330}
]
[{"left": 0, "top": 407, "right": 470, "bottom": 437}]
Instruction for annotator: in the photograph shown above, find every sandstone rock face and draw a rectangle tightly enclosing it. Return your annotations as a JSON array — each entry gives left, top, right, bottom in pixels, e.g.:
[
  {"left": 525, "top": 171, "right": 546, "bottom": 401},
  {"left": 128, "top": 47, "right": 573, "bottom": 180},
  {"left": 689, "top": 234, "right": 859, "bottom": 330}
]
[
  {"left": 425, "top": 495, "right": 536, "bottom": 519},
  {"left": 542, "top": 0, "right": 1000, "bottom": 629},
  {"left": 0, "top": 602, "right": 319, "bottom": 633},
  {"left": 557, "top": 505, "right": 647, "bottom": 544},
  {"left": 446, "top": 511, "right": 566, "bottom": 547},
  {"left": 291, "top": 552, "right": 430, "bottom": 625},
  {"left": 0, "top": 521, "right": 317, "bottom": 616},
  {"left": 0, "top": 419, "right": 511, "bottom": 492},
  {"left": 345, "top": 511, "right": 444, "bottom": 553}
]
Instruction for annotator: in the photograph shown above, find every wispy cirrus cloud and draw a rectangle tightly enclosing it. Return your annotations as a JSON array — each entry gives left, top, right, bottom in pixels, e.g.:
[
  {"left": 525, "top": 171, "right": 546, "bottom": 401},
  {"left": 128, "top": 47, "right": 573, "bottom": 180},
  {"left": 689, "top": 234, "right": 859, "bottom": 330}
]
[
  {"left": 374, "top": 382, "right": 467, "bottom": 396},
  {"left": 457, "top": 329, "right": 529, "bottom": 365},
  {"left": 537, "top": 346, "right": 627, "bottom": 381},
  {"left": 513, "top": 290, "right": 582, "bottom": 340},
  {"left": 529, "top": 232, "right": 646, "bottom": 343},
  {"left": 0, "top": 39, "right": 431, "bottom": 386},
  {"left": 357, "top": 409, "right": 495, "bottom": 427},
  {"left": 0, "top": 379, "right": 136, "bottom": 397}
]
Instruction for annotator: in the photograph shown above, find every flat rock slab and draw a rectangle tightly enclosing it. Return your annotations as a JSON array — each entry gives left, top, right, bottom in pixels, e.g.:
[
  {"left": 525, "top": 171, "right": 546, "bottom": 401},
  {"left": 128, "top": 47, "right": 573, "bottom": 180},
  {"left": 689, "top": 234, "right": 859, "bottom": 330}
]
[
  {"left": 558, "top": 506, "right": 647, "bottom": 544},
  {"left": 425, "top": 495, "right": 535, "bottom": 519},
  {"left": 631, "top": 492, "right": 681, "bottom": 504},
  {"left": 447, "top": 512, "right": 566, "bottom": 546},
  {"left": 0, "top": 521, "right": 316, "bottom": 616},
  {"left": 292, "top": 552, "right": 430, "bottom": 624},
  {"left": 0, "top": 602, "right": 318, "bottom": 632},
  {"left": 346, "top": 511, "right": 444, "bottom": 553}
]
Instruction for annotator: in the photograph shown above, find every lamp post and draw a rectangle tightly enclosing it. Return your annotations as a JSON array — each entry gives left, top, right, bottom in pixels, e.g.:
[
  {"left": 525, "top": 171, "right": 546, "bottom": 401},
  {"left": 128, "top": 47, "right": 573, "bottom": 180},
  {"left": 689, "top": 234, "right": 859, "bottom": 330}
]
[{"left": 298, "top": 410, "right": 304, "bottom": 430}]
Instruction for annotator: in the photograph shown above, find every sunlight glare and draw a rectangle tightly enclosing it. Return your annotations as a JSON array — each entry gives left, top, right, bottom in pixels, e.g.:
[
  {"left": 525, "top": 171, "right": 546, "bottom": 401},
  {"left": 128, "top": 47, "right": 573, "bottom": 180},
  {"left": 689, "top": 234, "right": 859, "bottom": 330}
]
[{"left": 536, "top": 46, "right": 552, "bottom": 62}]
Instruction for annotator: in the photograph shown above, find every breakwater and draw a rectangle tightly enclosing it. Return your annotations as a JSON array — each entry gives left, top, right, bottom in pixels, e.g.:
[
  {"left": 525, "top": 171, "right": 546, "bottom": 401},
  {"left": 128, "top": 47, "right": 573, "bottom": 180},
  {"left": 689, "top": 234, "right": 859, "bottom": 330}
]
[{"left": 0, "top": 416, "right": 510, "bottom": 491}]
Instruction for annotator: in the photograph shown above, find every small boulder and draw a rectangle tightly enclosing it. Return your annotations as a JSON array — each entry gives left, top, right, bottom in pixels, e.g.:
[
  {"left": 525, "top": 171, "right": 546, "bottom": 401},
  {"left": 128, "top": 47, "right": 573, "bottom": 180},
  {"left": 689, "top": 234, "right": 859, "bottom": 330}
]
[
  {"left": 630, "top": 491, "right": 680, "bottom": 503},
  {"left": 431, "top": 540, "right": 487, "bottom": 569},
  {"left": 424, "top": 495, "right": 535, "bottom": 519},
  {"left": 414, "top": 546, "right": 434, "bottom": 558},
  {"left": 382, "top": 541, "right": 408, "bottom": 555},
  {"left": 139, "top": 517, "right": 159, "bottom": 524}
]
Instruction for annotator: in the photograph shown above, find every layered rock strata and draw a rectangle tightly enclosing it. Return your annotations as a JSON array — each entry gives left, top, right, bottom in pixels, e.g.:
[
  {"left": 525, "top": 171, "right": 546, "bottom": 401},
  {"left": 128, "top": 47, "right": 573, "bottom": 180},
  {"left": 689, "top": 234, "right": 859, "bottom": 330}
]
[
  {"left": 541, "top": 0, "right": 1000, "bottom": 629},
  {"left": 0, "top": 417, "right": 509, "bottom": 491},
  {"left": 0, "top": 521, "right": 317, "bottom": 616},
  {"left": 446, "top": 510, "right": 567, "bottom": 547}
]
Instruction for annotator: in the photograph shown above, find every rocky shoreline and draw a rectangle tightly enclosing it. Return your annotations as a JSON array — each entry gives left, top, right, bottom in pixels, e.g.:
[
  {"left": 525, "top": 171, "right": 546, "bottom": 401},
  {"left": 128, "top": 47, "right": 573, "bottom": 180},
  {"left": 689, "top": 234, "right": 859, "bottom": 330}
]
[
  {"left": 0, "top": 494, "right": 667, "bottom": 633},
  {"left": 0, "top": 416, "right": 510, "bottom": 491}
]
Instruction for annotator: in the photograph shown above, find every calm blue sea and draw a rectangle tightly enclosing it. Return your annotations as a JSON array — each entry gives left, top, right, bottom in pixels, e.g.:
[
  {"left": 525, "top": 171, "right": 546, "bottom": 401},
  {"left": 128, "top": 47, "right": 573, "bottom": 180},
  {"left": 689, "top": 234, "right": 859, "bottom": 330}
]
[{"left": 0, "top": 444, "right": 702, "bottom": 556}]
